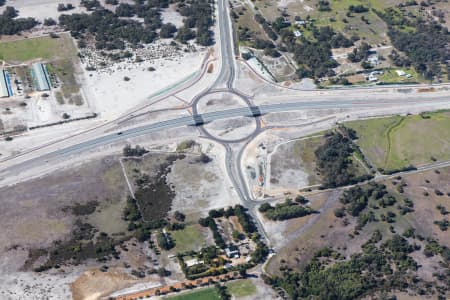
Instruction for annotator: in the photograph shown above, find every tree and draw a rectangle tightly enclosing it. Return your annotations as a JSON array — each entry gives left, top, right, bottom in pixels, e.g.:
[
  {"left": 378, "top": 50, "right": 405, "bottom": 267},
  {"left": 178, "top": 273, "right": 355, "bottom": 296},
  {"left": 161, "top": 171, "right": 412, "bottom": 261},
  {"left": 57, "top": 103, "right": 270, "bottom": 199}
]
[
  {"left": 174, "top": 211, "right": 185, "bottom": 222},
  {"left": 44, "top": 18, "right": 57, "bottom": 26},
  {"left": 160, "top": 23, "right": 177, "bottom": 38}
]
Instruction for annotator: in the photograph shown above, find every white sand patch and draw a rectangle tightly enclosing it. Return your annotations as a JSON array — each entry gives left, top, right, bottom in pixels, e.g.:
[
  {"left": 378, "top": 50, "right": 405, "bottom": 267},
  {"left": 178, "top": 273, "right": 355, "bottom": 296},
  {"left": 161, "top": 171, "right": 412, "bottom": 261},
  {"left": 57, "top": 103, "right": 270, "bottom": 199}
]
[
  {"left": 161, "top": 5, "right": 184, "bottom": 28},
  {"left": 277, "top": 0, "right": 302, "bottom": 9},
  {"left": 0, "top": 270, "right": 81, "bottom": 300},
  {"left": 82, "top": 50, "right": 205, "bottom": 120},
  {"left": 35, "top": 97, "right": 53, "bottom": 122},
  {"left": 1, "top": 0, "right": 87, "bottom": 22}
]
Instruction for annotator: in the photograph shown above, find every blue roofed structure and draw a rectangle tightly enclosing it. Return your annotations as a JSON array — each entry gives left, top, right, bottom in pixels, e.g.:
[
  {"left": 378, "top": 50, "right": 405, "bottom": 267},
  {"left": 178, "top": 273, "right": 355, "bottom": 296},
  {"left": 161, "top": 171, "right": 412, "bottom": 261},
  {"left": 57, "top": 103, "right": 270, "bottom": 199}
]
[
  {"left": 0, "top": 69, "right": 9, "bottom": 98},
  {"left": 32, "top": 63, "right": 51, "bottom": 91}
]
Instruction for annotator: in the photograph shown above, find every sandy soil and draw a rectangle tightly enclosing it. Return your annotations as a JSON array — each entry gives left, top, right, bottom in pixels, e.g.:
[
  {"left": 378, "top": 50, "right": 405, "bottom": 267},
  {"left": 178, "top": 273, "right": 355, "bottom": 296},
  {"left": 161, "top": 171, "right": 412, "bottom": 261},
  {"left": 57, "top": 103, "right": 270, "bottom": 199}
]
[
  {"left": 82, "top": 47, "right": 205, "bottom": 120},
  {"left": 161, "top": 4, "right": 184, "bottom": 28},
  {"left": 1, "top": 0, "right": 87, "bottom": 22},
  {"left": 71, "top": 268, "right": 142, "bottom": 300},
  {"left": 196, "top": 92, "right": 248, "bottom": 114},
  {"left": 167, "top": 140, "right": 240, "bottom": 216},
  {"left": 202, "top": 116, "right": 257, "bottom": 141},
  {"left": 0, "top": 269, "right": 82, "bottom": 300}
]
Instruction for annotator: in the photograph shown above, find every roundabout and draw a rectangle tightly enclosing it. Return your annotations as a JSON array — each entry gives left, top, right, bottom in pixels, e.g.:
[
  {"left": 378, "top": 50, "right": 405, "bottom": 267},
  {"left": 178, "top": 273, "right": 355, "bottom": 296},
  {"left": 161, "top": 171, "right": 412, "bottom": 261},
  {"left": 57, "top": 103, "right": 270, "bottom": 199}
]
[{"left": 192, "top": 89, "right": 261, "bottom": 143}]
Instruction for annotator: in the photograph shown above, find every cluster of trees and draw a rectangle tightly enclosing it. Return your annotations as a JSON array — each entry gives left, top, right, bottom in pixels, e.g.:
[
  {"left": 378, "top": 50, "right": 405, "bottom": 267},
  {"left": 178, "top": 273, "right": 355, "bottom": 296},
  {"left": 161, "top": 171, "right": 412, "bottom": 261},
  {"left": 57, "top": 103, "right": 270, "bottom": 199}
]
[
  {"left": 347, "top": 42, "right": 371, "bottom": 63},
  {"left": 157, "top": 231, "right": 174, "bottom": 250},
  {"left": 215, "top": 283, "right": 231, "bottom": 300},
  {"left": 57, "top": 3, "right": 75, "bottom": 12},
  {"left": 176, "top": 0, "right": 214, "bottom": 46},
  {"left": 374, "top": 7, "right": 415, "bottom": 27},
  {"left": 199, "top": 205, "right": 257, "bottom": 248},
  {"left": 387, "top": 22, "right": 450, "bottom": 80},
  {"left": 265, "top": 233, "right": 445, "bottom": 299},
  {"left": 317, "top": 0, "right": 332, "bottom": 12},
  {"left": 315, "top": 131, "right": 373, "bottom": 188},
  {"left": 434, "top": 219, "right": 449, "bottom": 231},
  {"left": 250, "top": 38, "right": 280, "bottom": 58},
  {"left": 348, "top": 5, "right": 369, "bottom": 13},
  {"left": 32, "top": 220, "right": 120, "bottom": 272},
  {"left": 259, "top": 199, "right": 316, "bottom": 221},
  {"left": 122, "top": 144, "right": 148, "bottom": 157},
  {"left": 280, "top": 26, "right": 353, "bottom": 78},
  {"left": 58, "top": 0, "right": 213, "bottom": 50},
  {"left": 201, "top": 205, "right": 257, "bottom": 234},
  {"left": 59, "top": 8, "right": 159, "bottom": 49},
  {"left": 0, "top": 6, "right": 38, "bottom": 35},
  {"left": 122, "top": 195, "right": 168, "bottom": 242},
  {"left": 254, "top": 13, "right": 278, "bottom": 41},
  {"left": 335, "top": 181, "right": 417, "bottom": 230},
  {"left": 80, "top": 0, "right": 102, "bottom": 11},
  {"left": 199, "top": 216, "right": 226, "bottom": 248}
]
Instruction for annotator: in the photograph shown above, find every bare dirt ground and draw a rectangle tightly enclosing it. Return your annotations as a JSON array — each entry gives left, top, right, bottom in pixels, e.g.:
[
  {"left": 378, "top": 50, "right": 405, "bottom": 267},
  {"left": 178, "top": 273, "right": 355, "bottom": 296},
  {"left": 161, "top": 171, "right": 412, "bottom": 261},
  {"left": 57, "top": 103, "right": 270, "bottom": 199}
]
[
  {"left": 268, "top": 136, "right": 324, "bottom": 191},
  {"left": 196, "top": 92, "right": 248, "bottom": 114},
  {"left": 71, "top": 268, "right": 142, "bottom": 300},
  {"left": 166, "top": 141, "right": 240, "bottom": 218},
  {"left": 82, "top": 45, "right": 205, "bottom": 120},
  {"left": 0, "top": 0, "right": 86, "bottom": 22},
  {"left": 202, "top": 116, "right": 257, "bottom": 141}
]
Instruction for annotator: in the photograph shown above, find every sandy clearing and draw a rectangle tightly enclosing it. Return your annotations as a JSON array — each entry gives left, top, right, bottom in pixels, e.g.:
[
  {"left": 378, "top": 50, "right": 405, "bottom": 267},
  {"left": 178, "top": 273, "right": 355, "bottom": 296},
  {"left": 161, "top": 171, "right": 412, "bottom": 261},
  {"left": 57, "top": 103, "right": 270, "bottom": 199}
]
[
  {"left": 202, "top": 116, "right": 257, "bottom": 141},
  {"left": 161, "top": 4, "right": 184, "bottom": 28},
  {"left": 167, "top": 140, "right": 240, "bottom": 216},
  {"left": 71, "top": 268, "right": 142, "bottom": 300},
  {"left": 1, "top": 0, "right": 87, "bottom": 22},
  {"left": 82, "top": 49, "right": 205, "bottom": 120},
  {"left": 196, "top": 91, "right": 248, "bottom": 114}
]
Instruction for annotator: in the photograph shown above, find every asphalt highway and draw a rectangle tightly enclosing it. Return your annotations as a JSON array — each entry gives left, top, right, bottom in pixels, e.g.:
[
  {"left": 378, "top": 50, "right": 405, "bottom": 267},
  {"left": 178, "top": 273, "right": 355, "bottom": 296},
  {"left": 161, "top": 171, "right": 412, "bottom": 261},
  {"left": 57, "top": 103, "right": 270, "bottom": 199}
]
[{"left": 2, "top": 0, "right": 450, "bottom": 249}]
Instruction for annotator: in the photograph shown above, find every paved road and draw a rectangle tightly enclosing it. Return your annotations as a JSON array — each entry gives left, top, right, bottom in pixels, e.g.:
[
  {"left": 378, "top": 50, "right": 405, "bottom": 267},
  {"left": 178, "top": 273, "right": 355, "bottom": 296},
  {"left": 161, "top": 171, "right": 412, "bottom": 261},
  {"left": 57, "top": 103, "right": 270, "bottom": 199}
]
[
  {"left": 2, "top": 0, "right": 450, "bottom": 249},
  {"left": 5, "top": 94, "right": 448, "bottom": 171},
  {"left": 212, "top": 0, "right": 235, "bottom": 89}
]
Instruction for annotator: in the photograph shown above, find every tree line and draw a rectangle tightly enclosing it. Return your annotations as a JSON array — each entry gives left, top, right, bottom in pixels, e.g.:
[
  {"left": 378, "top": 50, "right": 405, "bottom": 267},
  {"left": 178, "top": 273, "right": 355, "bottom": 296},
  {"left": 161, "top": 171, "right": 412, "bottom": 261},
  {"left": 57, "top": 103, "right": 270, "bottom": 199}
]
[{"left": 0, "top": 6, "right": 38, "bottom": 35}]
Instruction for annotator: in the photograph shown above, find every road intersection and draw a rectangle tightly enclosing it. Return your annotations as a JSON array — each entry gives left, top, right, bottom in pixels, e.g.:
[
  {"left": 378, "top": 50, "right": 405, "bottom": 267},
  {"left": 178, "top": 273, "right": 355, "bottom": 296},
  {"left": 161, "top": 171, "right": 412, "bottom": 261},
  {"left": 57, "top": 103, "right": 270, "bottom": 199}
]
[{"left": 1, "top": 0, "right": 450, "bottom": 244}]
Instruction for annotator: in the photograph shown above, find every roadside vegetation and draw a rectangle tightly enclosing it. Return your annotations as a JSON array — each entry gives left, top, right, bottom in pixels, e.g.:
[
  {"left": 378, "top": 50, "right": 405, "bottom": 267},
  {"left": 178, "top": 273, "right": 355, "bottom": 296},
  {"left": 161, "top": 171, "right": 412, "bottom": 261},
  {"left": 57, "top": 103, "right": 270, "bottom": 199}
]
[{"left": 259, "top": 198, "right": 317, "bottom": 221}]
